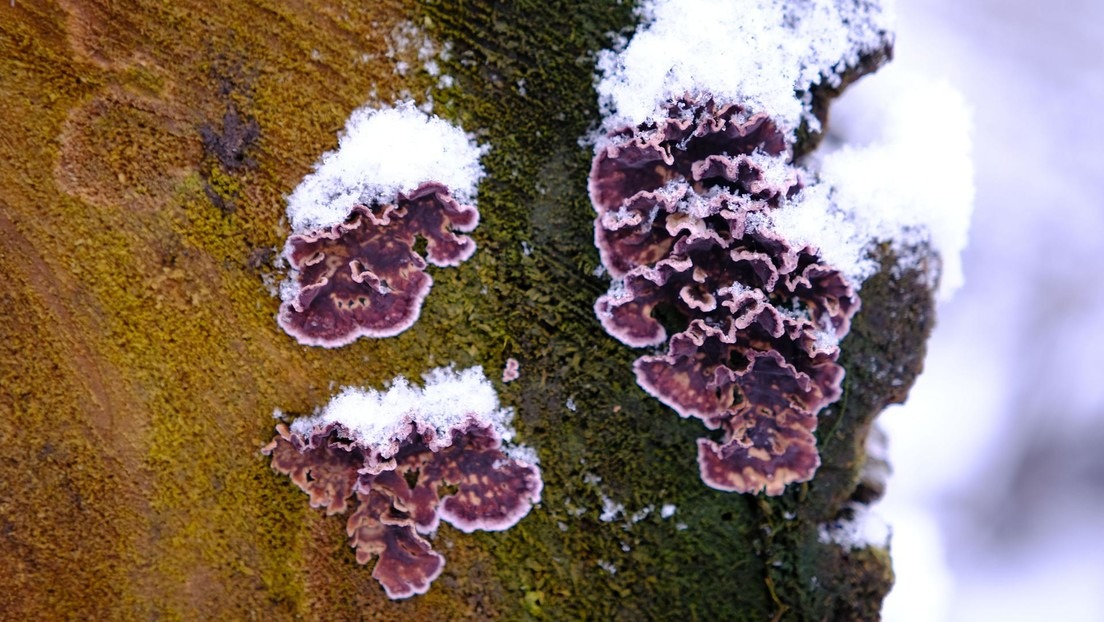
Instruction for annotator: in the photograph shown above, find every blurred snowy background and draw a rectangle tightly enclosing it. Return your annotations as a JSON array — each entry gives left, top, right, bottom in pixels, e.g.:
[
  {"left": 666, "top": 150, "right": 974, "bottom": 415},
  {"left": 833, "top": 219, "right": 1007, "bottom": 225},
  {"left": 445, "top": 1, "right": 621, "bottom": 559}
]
[{"left": 826, "top": 0, "right": 1104, "bottom": 619}]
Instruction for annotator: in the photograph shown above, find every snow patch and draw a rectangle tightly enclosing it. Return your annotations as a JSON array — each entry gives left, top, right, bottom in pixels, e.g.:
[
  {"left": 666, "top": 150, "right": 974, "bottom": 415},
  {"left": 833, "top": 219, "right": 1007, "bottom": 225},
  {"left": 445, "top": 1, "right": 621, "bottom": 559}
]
[
  {"left": 772, "top": 68, "right": 974, "bottom": 298},
  {"left": 387, "top": 20, "right": 447, "bottom": 77},
  {"left": 818, "top": 503, "right": 891, "bottom": 551}
]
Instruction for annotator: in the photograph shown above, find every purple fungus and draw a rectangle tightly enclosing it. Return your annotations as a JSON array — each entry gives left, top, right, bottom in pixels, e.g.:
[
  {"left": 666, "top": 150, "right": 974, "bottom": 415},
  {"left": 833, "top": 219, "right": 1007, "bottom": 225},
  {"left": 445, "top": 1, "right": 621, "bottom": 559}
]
[
  {"left": 266, "top": 423, "right": 362, "bottom": 515},
  {"left": 346, "top": 489, "right": 445, "bottom": 600},
  {"left": 502, "top": 358, "right": 520, "bottom": 383},
  {"left": 591, "top": 96, "right": 859, "bottom": 495},
  {"left": 262, "top": 367, "right": 542, "bottom": 599},
  {"left": 428, "top": 420, "right": 543, "bottom": 532},
  {"left": 277, "top": 182, "right": 479, "bottom": 348},
  {"left": 590, "top": 97, "right": 792, "bottom": 278}
]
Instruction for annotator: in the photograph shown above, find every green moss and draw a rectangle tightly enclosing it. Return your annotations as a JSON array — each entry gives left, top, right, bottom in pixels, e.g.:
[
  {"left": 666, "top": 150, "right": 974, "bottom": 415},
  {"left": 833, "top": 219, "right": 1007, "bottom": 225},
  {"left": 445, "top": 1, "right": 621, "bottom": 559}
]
[{"left": 416, "top": 0, "right": 775, "bottom": 618}]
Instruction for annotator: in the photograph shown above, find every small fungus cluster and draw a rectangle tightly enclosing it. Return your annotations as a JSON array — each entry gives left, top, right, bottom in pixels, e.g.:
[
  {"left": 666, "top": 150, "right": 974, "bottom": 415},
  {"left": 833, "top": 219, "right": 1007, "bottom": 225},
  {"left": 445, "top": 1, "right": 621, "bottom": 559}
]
[
  {"left": 277, "top": 102, "right": 487, "bottom": 347},
  {"left": 264, "top": 367, "right": 542, "bottom": 599},
  {"left": 278, "top": 182, "right": 479, "bottom": 347},
  {"left": 591, "top": 96, "right": 859, "bottom": 495},
  {"left": 502, "top": 357, "right": 520, "bottom": 383}
]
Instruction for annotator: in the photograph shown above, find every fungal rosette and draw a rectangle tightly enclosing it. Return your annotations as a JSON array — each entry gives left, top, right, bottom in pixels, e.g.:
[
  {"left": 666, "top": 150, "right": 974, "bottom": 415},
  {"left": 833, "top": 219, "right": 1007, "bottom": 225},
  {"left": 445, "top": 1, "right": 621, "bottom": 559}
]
[
  {"left": 263, "top": 366, "right": 542, "bottom": 599},
  {"left": 278, "top": 102, "right": 486, "bottom": 347},
  {"left": 278, "top": 182, "right": 479, "bottom": 347},
  {"left": 592, "top": 96, "right": 859, "bottom": 495}
]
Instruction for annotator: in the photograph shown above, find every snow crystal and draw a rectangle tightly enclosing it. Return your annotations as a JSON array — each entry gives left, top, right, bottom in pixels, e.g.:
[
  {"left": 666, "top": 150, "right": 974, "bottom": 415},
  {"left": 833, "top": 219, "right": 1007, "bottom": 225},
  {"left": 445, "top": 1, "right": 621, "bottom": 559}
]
[
  {"left": 285, "top": 102, "right": 486, "bottom": 232},
  {"left": 771, "top": 67, "right": 974, "bottom": 298},
  {"left": 599, "top": 495, "right": 625, "bottom": 522},
  {"left": 504, "top": 443, "right": 541, "bottom": 467},
  {"left": 287, "top": 366, "right": 516, "bottom": 456},
  {"left": 818, "top": 502, "right": 891, "bottom": 551},
  {"left": 595, "top": 0, "right": 895, "bottom": 136},
  {"left": 386, "top": 21, "right": 438, "bottom": 74}
]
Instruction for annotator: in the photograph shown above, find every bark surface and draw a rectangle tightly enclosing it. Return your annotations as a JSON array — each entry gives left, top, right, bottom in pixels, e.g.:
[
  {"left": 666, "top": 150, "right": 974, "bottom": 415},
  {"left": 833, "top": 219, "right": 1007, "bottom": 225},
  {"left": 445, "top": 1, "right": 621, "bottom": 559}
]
[{"left": 0, "top": 1, "right": 931, "bottom": 619}]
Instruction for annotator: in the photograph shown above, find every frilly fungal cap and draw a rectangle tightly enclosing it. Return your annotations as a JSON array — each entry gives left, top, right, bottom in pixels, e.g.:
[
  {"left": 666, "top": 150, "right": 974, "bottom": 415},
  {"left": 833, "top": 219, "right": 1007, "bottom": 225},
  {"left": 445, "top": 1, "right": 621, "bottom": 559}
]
[
  {"left": 263, "top": 367, "right": 542, "bottom": 599},
  {"left": 278, "top": 182, "right": 478, "bottom": 348},
  {"left": 591, "top": 96, "right": 859, "bottom": 495}
]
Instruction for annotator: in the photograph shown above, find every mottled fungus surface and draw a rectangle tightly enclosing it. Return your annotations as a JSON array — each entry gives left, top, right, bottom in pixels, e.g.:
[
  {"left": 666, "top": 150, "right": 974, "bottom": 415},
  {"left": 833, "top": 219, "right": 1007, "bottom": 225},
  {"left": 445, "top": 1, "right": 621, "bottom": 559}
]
[
  {"left": 277, "top": 182, "right": 479, "bottom": 347},
  {"left": 592, "top": 96, "right": 859, "bottom": 495},
  {"left": 264, "top": 367, "right": 542, "bottom": 599}
]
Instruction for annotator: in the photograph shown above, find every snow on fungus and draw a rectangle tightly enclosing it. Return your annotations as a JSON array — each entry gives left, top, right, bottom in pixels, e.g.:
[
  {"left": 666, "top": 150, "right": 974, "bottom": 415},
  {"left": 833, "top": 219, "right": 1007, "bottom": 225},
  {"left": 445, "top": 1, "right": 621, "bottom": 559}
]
[
  {"left": 591, "top": 95, "right": 858, "bottom": 495},
  {"left": 286, "top": 102, "right": 485, "bottom": 232},
  {"left": 594, "top": 0, "right": 895, "bottom": 137},
  {"left": 262, "top": 366, "right": 542, "bottom": 599},
  {"left": 593, "top": 0, "right": 971, "bottom": 298},
  {"left": 278, "top": 182, "right": 479, "bottom": 347}
]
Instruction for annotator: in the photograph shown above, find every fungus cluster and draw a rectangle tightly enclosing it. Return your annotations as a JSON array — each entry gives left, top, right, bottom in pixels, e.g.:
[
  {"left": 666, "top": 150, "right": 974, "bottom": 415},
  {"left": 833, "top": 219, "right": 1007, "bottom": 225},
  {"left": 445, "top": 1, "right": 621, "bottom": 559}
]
[
  {"left": 278, "top": 102, "right": 486, "bottom": 347},
  {"left": 278, "top": 182, "right": 479, "bottom": 347},
  {"left": 264, "top": 367, "right": 542, "bottom": 599},
  {"left": 591, "top": 96, "right": 859, "bottom": 495}
]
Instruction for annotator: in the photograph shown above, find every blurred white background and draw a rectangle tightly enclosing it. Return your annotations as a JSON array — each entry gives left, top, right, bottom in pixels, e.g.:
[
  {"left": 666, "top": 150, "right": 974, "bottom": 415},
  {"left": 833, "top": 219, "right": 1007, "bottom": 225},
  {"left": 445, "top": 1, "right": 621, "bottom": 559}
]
[{"left": 833, "top": 0, "right": 1104, "bottom": 620}]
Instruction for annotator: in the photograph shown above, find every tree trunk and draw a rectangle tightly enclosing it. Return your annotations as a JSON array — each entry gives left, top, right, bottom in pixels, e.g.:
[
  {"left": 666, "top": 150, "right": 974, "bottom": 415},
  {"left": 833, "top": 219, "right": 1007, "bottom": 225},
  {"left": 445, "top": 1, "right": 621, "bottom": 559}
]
[{"left": 0, "top": 1, "right": 933, "bottom": 619}]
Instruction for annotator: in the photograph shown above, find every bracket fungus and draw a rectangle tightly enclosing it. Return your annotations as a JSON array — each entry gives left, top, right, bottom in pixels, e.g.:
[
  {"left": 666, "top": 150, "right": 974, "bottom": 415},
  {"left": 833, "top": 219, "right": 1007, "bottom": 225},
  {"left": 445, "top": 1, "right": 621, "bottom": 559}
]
[
  {"left": 277, "top": 102, "right": 487, "bottom": 347},
  {"left": 591, "top": 96, "right": 859, "bottom": 495},
  {"left": 277, "top": 182, "right": 479, "bottom": 347},
  {"left": 263, "top": 367, "right": 542, "bottom": 599}
]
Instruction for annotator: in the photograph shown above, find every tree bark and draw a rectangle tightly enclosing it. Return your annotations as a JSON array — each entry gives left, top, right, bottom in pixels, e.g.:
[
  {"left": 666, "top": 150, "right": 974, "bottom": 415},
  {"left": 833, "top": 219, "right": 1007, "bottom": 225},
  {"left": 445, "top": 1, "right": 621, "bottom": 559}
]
[{"left": 0, "top": 1, "right": 933, "bottom": 619}]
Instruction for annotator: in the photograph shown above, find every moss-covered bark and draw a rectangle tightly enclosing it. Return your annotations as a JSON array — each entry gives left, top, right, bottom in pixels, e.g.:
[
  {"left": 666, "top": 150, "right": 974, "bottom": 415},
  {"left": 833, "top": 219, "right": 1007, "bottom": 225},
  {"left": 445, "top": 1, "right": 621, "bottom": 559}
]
[{"left": 1, "top": 1, "right": 931, "bottom": 619}]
